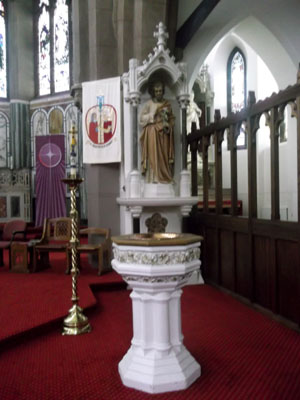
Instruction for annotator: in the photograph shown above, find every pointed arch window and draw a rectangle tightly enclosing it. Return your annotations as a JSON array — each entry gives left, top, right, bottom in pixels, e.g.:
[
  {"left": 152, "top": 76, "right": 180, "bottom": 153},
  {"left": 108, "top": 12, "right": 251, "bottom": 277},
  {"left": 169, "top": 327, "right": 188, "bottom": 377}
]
[
  {"left": 0, "top": 0, "right": 7, "bottom": 98},
  {"left": 0, "top": 111, "right": 9, "bottom": 167},
  {"left": 227, "top": 47, "right": 247, "bottom": 148},
  {"left": 35, "top": 0, "right": 72, "bottom": 97}
]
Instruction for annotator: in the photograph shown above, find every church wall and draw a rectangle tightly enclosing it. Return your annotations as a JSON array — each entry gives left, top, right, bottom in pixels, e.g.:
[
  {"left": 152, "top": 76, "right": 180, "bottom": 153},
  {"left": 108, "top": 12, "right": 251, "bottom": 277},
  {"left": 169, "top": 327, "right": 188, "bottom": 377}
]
[
  {"left": 133, "top": 0, "right": 169, "bottom": 62},
  {"left": 88, "top": 0, "right": 118, "bottom": 80},
  {"left": 0, "top": 1, "right": 34, "bottom": 222},
  {"left": 233, "top": 16, "right": 296, "bottom": 89},
  {"left": 112, "top": 0, "right": 134, "bottom": 75},
  {"left": 183, "top": 1, "right": 300, "bottom": 92},
  {"left": 184, "top": 10, "right": 299, "bottom": 221},
  {"left": 72, "top": 0, "right": 90, "bottom": 84},
  {"left": 72, "top": 1, "right": 120, "bottom": 233},
  {"left": 74, "top": 0, "right": 179, "bottom": 235},
  {"left": 234, "top": 18, "right": 298, "bottom": 221},
  {"left": 205, "top": 35, "right": 257, "bottom": 217},
  {"left": 82, "top": 0, "right": 300, "bottom": 233},
  {"left": 3, "top": 0, "right": 299, "bottom": 231}
]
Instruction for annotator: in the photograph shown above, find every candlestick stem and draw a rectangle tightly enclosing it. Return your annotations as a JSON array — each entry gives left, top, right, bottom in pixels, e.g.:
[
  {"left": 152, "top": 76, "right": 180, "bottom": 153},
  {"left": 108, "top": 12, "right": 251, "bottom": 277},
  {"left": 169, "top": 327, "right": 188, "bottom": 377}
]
[{"left": 62, "top": 177, "right": 91, "bottom": 335}]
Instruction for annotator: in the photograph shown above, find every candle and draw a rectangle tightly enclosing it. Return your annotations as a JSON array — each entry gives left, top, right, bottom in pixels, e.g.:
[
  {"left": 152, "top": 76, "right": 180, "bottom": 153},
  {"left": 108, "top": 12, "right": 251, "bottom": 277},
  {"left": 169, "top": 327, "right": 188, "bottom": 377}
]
[{"left": 69, "top": 125, "right": 77, "bottom": 178}]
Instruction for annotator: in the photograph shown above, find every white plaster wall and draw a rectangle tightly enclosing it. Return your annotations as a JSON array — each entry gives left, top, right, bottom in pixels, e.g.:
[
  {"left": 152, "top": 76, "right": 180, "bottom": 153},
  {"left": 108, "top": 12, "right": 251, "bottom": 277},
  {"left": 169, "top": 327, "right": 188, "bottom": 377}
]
[
  {"left": 206, "top": 34, "right": 269, "bottom": 217},
  {"left": 182, "top": 1, "right": 299, "bottom": 89},
  {"left": 182, "top": 7, "right": 299, "bottom": 220}
]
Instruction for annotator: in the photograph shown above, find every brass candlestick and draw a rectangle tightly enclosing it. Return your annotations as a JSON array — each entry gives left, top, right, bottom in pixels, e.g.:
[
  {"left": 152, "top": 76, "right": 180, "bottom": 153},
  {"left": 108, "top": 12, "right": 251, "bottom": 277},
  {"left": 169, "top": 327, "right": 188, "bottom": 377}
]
[{"left": 62, "top": 177, "right": 91, "bottom": 335}]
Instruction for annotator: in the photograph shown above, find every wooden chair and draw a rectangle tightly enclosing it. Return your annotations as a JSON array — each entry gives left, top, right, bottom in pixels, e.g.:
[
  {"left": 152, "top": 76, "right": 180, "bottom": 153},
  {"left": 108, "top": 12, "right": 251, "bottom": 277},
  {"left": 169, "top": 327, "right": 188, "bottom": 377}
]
[
  {"left": 67, "top": 227, "right": 112, "bottom": 275},
  {"left": 33, "top": 217, "right": 72, "bottom": 272},
  {"left": 0, "top": 219, "right": 27, "bottom": 269}
]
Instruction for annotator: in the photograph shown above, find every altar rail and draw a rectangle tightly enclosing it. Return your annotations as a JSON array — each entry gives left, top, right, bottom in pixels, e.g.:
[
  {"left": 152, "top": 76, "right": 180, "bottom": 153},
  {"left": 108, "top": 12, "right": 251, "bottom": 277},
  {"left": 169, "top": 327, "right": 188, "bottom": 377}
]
[{"left": 187, "top": 70, "right": 300, "bottom": 327}]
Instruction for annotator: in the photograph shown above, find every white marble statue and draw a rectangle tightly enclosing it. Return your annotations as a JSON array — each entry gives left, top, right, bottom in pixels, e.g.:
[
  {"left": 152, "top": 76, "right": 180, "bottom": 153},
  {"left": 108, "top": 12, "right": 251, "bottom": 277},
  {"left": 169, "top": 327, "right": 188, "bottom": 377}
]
[{"left": 187, "top": 91, "right": 201, "bottom": 132}]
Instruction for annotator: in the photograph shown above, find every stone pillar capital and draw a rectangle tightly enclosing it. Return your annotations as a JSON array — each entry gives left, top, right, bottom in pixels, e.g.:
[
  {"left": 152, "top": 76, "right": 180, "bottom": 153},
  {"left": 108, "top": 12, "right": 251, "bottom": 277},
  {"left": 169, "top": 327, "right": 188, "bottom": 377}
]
[
  {"left": 177, "top": 94, "right": 190, "bottom": 109},
  {"left": 129, "top": 92, "right": 141, "bottom": 107},
  {"left": 129, "top": 205, "right": 143, "bottom": 218}
]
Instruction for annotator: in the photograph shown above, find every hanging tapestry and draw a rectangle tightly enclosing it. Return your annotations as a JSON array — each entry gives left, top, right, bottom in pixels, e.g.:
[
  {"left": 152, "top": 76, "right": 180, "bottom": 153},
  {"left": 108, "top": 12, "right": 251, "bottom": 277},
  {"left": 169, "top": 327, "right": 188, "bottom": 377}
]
[
  {"left": 35, "top": 135, "right": 66, "bottom": 227},
  {"left": 82, "top": 77, "right": 121, "bottom": 163}
]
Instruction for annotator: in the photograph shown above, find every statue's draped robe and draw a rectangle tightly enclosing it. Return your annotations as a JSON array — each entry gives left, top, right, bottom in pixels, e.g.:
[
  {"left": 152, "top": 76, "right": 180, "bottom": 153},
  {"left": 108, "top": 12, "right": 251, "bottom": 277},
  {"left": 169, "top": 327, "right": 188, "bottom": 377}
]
[{"left": 139, "top": 99, "right": 175, "bottom": 183}]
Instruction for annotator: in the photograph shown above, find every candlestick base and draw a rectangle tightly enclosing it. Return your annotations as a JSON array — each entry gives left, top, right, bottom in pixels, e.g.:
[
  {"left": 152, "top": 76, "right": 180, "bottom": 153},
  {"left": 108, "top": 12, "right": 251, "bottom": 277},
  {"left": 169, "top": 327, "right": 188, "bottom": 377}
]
[{"left": 62, "top": 304, "right": 91, "bottom": 335}]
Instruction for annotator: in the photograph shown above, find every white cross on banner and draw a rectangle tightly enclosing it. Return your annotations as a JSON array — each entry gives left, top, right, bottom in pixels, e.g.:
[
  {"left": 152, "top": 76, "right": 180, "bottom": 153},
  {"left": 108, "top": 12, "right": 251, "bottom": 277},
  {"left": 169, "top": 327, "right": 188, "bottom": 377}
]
[{"left": 82, "top": 77, "right": 121, "bottom": 164}]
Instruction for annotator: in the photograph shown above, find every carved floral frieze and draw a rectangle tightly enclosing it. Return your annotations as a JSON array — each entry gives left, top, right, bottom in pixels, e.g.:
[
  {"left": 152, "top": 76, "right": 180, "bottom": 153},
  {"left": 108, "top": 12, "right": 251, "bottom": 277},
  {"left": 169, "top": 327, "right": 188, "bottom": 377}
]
[
  {"left": 113, "top": 247, "right": 200, "bottom": 265},
  {"left": 0, "top": 169, "right": 30, "bottom": 188},
  {"left": 122, "top": 271, "right": 193, "bottom": 284}
]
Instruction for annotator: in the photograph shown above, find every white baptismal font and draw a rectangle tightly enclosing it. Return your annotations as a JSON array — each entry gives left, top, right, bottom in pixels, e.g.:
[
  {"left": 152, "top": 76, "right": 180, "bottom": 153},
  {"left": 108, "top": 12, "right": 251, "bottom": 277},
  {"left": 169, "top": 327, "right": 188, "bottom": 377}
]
[{"left": 112, "top": 233, "right": 203, "bottom": 394}]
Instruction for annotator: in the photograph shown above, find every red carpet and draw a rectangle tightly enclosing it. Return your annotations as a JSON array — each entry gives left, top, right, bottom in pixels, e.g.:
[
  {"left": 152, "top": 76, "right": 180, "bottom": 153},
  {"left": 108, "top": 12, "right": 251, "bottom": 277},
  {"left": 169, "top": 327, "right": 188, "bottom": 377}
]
[
  {"left": 0, "top": 254, "right": 299, "bottom": 399},
  {"left": 0, "top": 253, "right": 124, "bottom": 342}
]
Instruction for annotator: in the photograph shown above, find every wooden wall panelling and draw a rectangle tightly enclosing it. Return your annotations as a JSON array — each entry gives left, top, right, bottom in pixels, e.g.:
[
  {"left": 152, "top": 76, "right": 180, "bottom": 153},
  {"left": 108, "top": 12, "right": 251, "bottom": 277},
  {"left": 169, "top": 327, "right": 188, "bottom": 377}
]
[
  {"left": 253, "top": 236, "right": 274, "bottom": 310},
  {"left": 203, "top": 227, "right": 219, "bottom": 283},
  {"left": 220, "top": 229, "right": 235, "bottom": 291},
  {"left": 216, "top": 215, "right": 248, "bottom": 232},
  {"left": 276, "top": 239, "right": 300, "bottom": 324},
  {"left": 252, "top": 219, "right": 300, "bottom": 241},
  {"left": 270, "top": 238, "right": 278, "bottom": 313},
  {"left": 296, "top": 80, "right": 300, "bottom": 222},
  {"left": 235, "top": 232, "right": 251, "bottom": 299}
]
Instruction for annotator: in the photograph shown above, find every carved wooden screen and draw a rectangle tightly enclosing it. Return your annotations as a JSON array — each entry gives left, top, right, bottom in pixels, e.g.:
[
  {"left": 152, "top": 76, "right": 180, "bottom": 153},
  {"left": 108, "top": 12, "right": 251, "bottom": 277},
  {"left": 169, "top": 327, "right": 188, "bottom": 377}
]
[{"left": 187, "top": 71, "right": 300, "bottom": 326}]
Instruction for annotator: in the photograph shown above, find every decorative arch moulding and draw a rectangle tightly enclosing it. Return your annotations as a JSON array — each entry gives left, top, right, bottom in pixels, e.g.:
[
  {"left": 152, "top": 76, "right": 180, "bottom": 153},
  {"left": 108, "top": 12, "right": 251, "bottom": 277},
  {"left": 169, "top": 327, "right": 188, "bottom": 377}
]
[{"left": 125, "top": 22, "right": 189, "bottom": 101}]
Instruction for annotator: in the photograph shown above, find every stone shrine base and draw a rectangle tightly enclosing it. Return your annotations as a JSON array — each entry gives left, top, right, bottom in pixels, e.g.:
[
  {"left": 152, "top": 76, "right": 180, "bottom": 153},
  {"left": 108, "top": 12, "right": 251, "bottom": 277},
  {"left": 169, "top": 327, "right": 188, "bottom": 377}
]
[{"left": 143, "top": 182, "right": 175, "bottom": 197}]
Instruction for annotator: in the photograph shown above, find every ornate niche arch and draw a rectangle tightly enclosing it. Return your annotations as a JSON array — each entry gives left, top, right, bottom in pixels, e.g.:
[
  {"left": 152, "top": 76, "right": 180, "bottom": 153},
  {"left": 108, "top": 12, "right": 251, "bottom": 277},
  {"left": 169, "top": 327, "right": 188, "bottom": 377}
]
[
  {"left": 120, "top": 22, "right": 198, "bottom": 235},
  {"left": 123, "top": 22, "right": 190, "bottom": 197}
]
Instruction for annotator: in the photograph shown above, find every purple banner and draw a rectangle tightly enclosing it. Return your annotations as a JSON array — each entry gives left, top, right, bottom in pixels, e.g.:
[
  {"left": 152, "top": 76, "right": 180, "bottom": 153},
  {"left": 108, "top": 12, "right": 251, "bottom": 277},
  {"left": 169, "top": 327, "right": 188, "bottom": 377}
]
[{"left": 35, "top": 135, "right": 66, "bottom": 227}]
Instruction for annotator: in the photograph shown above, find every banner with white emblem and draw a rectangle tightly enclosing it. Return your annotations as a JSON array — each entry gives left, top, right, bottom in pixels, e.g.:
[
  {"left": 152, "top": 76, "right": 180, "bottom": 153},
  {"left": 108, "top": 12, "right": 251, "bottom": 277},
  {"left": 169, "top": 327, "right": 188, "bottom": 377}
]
[{"left": 82, "top": 77, "right": 121, "bottom": 163}]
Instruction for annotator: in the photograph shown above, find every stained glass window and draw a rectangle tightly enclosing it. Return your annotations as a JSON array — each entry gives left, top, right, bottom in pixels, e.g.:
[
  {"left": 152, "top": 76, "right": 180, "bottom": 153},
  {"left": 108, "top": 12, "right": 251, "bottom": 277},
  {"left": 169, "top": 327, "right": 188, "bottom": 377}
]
[
  {"left": 0, "top": 111, "right": 9, "bottom": 167},
  {"left": 36, "top": 0, "right": 71, "bottom": 96},
  {"left": 38, "top": 1, "right": 51, "bottom": 95},
  {"left": 0, "top": 1, "right": 7, "bottom": 98},
  {"left": 227, "top": 47, "right": 247, "bottom": 149},
  {"left": 54, "top": 0, "right": 69, "bottom": 92},
  {"left": 230, "top": 51, "right": 245, "bottom": 113}
]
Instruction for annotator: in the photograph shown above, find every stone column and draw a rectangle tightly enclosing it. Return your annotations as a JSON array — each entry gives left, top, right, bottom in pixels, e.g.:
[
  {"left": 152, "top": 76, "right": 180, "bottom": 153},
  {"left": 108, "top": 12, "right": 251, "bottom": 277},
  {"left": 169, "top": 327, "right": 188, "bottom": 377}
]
[
  {"left": 178, "top": 95, "right": 191, "bottom": 197},
  {"left": 7, "top": 0, "right": 34, "bottom": 100},
  {"left": 71, "top": 0, "right": 90, "bottom": 85},
  {"left": 6, "top": 1, "right": 33, "bottom": 168},
  {"left": 128, "top": 58, "right": 142, "bottom": 201}
]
